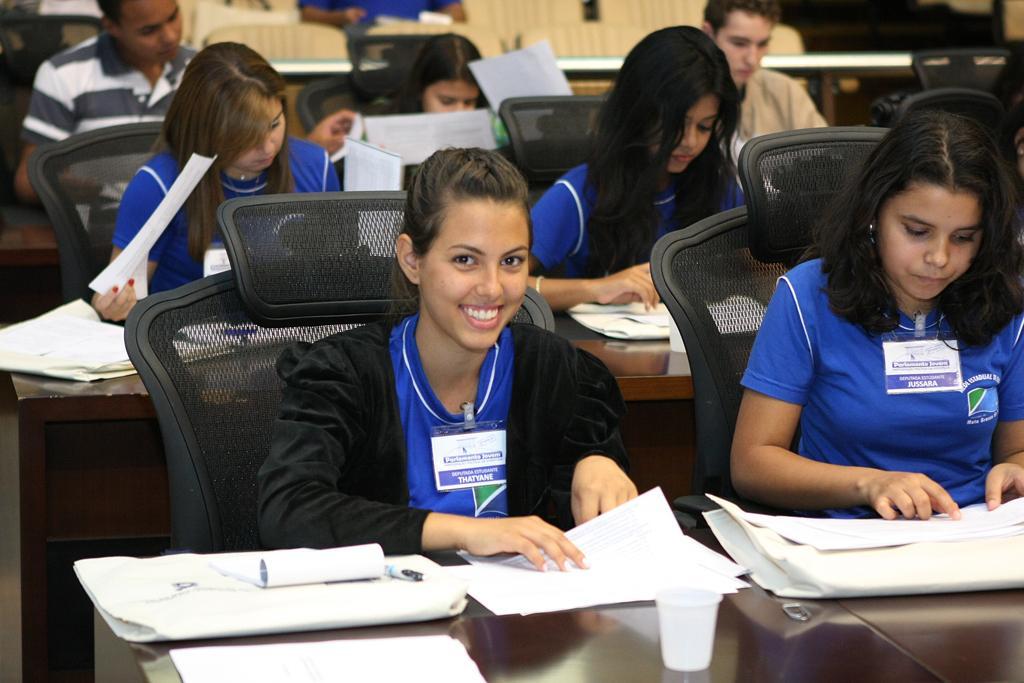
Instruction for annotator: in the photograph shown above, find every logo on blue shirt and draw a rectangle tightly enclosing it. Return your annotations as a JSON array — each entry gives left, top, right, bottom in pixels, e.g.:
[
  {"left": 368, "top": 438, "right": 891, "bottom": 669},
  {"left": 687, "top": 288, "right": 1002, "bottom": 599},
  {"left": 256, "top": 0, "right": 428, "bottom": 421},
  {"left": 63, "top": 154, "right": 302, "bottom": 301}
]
[{"left": 967, "top": 387, "right": 998, "bottom": 419}]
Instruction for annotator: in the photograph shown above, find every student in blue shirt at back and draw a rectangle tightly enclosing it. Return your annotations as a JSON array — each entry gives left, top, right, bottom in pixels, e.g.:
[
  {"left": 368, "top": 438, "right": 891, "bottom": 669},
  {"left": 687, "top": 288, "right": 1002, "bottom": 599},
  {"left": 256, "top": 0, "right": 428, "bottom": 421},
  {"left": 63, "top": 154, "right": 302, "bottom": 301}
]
[
  {"left": 93, "top": 42, "right": 340, "bottom": 321},
  {"left": 529, "top": 26, "right": 743, "bottom": 311},
  {"left": 734, "top": 111, "right": 1024, "bottom": 520}
]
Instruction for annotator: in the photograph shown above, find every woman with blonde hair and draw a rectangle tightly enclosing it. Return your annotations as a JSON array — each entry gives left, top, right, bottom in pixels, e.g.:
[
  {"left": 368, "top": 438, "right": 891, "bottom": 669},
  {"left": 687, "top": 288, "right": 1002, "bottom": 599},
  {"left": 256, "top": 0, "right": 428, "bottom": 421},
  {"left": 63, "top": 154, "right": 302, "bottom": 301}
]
[{"left": 93, "top": 42, "right": 340, "bottom": 321}]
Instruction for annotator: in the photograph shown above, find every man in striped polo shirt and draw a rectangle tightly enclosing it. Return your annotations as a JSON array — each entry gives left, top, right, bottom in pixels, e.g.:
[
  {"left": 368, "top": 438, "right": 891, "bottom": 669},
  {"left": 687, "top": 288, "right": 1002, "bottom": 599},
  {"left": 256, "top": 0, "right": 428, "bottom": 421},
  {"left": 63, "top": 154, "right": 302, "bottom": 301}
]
[{"left": 14, "top": 0, "right": 191, "bottom": 204}]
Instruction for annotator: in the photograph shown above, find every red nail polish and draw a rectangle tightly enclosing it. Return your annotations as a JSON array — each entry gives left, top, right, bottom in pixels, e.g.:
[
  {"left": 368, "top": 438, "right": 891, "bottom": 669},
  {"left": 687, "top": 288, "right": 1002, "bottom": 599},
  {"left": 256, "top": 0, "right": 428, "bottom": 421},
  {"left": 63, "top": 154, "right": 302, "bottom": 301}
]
[
  {"left": 128, "top": 278, "right": 135, "bottom": 287},
  {"left": 112, "top": 286, "right": 119, "bottom": 293}
]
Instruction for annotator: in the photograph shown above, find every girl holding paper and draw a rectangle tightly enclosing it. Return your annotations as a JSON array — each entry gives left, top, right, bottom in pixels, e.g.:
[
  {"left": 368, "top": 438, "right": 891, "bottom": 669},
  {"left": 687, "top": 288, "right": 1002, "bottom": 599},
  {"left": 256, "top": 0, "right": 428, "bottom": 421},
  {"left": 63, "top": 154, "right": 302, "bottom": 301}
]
[
  {"left": 92, "top": 42, "right": 341, "bottom": 321},
  {"left": 733, "top": 111, "right": 1024, "bottom": 520},
  {"left": 528, "top": 26, "right": 742, "bottom": 311},
  {"left": 259, "top": 147, "right": 637, "bottom": 570}
]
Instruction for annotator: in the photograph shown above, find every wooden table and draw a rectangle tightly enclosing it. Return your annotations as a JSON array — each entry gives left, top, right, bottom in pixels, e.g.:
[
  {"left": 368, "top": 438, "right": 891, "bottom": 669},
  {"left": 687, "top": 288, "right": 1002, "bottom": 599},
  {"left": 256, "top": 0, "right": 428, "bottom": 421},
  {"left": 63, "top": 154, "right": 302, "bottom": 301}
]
[
  {"left": 0, "top": 211, "right": 62, "bottom": 322},
  {"left": 0, "top": 323, "right": 694, "bottom": 683},
  {"left": 91, "top": 556, "right": 949, "bottom": 682}
]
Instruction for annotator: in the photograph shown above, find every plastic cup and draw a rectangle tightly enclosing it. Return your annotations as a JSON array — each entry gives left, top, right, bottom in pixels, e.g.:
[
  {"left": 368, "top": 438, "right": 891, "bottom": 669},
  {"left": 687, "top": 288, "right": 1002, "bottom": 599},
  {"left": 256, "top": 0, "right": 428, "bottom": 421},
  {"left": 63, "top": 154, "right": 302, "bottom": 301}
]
[{"left": 655, "top": 587, "right": 722, "bottom": 672}]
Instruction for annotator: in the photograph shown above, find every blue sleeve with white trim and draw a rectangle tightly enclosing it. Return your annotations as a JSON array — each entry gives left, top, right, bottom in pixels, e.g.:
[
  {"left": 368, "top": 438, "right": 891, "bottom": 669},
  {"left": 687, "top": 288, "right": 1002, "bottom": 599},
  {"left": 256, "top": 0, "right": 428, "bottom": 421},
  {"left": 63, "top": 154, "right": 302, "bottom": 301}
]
[
  {"left": 741, "top": 275, "right": 816, "bottom": 406},
  {"left": 997, "top": 313, "right": 1024, "bottom": 422},
  {"left": 530, "top": 180, "right": 584, "bottom": 271}
]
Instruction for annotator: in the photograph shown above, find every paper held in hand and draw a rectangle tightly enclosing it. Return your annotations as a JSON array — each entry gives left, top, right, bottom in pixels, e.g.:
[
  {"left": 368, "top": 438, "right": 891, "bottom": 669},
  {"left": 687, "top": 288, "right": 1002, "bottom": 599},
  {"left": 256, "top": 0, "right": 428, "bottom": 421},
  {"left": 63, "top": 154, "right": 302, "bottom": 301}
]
[
  {"left": 468, "top": 41, "right": 572, "bottom": 110},
  {"left": 89, "top": 153, "right": 216, "bottom": 298}
]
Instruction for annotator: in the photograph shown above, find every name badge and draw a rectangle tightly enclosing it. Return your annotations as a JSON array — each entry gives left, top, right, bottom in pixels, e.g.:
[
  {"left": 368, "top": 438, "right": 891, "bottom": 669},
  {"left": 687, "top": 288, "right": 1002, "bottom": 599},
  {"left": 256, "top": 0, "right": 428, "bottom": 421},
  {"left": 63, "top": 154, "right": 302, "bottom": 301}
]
[
  {"left": 430, "top": 421, "right": 506, "bottom": 491},
  {"left": 203, "top": 246, "right": 231, "bottom": 277},
  {"left": 882, "top": 339, "right": 962, "bottom": 394}
]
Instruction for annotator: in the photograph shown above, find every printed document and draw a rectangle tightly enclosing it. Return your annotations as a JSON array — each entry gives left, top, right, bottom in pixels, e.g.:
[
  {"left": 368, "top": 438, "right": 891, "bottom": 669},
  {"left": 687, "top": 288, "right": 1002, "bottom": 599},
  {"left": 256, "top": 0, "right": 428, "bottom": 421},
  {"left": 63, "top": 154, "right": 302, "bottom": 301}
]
[
  {"left": 568, "top": 302, "right": 672, "bottom": 340},
  {"left": 714, "top": 494, "right": 1024, "bottom": 550},
  {"left": 363, "top": 109, "right": 496, "bottom": 166},
  {"left": 89, "top": 153, "right": 215, "bottom": 297},
  {"left": 344, "top": 139, "right": 402, "bottom": 191},
  {"left": 0, "top": 299, "right": 134, "bottom": 381},
  {"left": 445, "top": 488, "right": 748, "bottom": 615},
  {"left": 170, "top": 636, "right": 484, "bottom": 683},
  {"left": 468, "top": 41, "right": 573, "bottom": 110}
]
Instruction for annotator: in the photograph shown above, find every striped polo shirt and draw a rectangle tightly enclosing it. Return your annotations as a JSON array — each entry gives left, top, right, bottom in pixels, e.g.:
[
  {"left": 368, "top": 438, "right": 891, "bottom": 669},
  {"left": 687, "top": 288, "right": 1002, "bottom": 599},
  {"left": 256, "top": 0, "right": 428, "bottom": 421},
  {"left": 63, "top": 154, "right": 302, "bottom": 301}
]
[{"left": 21, "top": 33, "right": 194, "bottom": 145}]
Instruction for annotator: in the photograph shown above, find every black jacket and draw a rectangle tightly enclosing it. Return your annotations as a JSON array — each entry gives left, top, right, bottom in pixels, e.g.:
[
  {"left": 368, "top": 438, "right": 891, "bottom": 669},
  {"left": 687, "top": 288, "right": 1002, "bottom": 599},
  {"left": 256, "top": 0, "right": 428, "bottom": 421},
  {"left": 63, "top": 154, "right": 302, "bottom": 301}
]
[{"left": 258, "top": 320, "right": 628, "bottom": 553}]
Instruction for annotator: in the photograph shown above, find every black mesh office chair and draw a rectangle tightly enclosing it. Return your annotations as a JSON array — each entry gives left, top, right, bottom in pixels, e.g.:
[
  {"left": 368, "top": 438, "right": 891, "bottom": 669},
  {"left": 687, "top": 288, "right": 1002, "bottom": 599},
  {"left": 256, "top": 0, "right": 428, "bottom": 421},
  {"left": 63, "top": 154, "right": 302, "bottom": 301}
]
[
  {"left": 912, "top": 47, "right": 1010, "bottom": 92},
  {"left": 296, "top": 75, "right": 359, "bottom": 133},
  {"left": 126, "top": 192, "right": 553, "bottom": 552},
  {"left": 0, "top": 13, "right": 103, "bottom": 85},
  {"left": 738, "top": 127, "right": 888, "bottom": 267},
  {"left": 28, "top": 121, "right": 162, "bottom": 301},
  {"left": 0, "top": 13, "right": 102, "bottom": 204},
  {"left": 654, "top": 128, "right": 886, "bottom": 525},
  {"left": 498, "top": 95, "right": 603, "bottom": 202},
  {"left": 893, "top": 87, "right": 1005, "bottom": 132},
  {"left": 347, "top": 33, "right": 432, "bottom": 101}
]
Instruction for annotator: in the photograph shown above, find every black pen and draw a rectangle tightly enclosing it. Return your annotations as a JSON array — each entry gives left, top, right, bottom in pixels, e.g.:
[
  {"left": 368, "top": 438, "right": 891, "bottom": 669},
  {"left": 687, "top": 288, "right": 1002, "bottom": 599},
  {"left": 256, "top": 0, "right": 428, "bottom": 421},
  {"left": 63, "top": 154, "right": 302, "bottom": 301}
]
[{"left": 385, "top": 565, "right": 424, "bottom": 582}]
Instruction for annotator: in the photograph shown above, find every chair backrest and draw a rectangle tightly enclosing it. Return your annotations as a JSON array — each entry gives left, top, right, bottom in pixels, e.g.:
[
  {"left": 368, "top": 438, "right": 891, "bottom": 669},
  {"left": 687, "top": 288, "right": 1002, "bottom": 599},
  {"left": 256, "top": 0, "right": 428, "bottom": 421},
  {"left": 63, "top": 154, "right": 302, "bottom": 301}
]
[
  {"left": 768, "top": 23, "right": 805, "bottom": 54},
  {"left": 295, "top": 75, "right": 358, "bottom": 133},
  {"left": 0, "top": 13, "right": 102, "bottom": 85},
  {"left": 346, "top": 33, "right": 433, "bottom": 100},
  {"left": 518, "top": 24, "right": 648, "bottom": 58},
  {"left": 738, "top": 126, "right": 887, "bottom": 266},
  {"left": 204, "top": 22, "right": 347, "bottom": 59},
  {"left": 999, "top": 0, "right": 1024, "bottom": 41},
  {"left": 651, "top": 207, "right": 786, "bottom": 497},
  {"left": 462, "top": 0, "right": 585, "bottom": 50},
  {"left": 190, "top": 1, "right": 297, "bottom": 48},
  {"left": 499, "top": 95, "right": 602, "bottom": 184},
  {"left": 365, "top": 21, "right": 504, "bottom": 57},
  {"left": 28, "top": 121, "right": 162, "bottom": 302},
  {"left": 597, "top": 0, "right": 704, "bottom": 29},
  {"left": 912, "top": 47, "right": 1010, "bottom": 92},
  {"left": 894, "top": 86, "right": 1005, "bottom": 131},
  {"left": 128, "top": 193, "right": 553, "bottom": 551}
]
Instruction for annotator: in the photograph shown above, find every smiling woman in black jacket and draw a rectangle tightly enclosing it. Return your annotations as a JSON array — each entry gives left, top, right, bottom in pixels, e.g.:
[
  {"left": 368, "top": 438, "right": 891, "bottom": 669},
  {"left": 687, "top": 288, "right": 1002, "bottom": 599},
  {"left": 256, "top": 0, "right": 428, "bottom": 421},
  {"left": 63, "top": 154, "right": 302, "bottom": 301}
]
[{"left": 258, "top": 148, "right": 637, "bottom": 571}]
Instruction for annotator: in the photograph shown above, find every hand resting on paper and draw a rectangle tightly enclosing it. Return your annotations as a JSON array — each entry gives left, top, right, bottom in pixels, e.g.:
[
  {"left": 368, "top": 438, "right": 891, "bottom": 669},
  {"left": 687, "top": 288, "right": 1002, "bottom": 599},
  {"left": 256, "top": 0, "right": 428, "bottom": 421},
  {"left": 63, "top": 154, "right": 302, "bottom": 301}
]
[
  {"left": 571, "top": 454, "right": 638, "bottom": 524},
  {"left": 856, "top": 469, "right": 962, "bottom": 521},
  {"left": 422, "top": 513, "right": 586, "bottom": 572}
]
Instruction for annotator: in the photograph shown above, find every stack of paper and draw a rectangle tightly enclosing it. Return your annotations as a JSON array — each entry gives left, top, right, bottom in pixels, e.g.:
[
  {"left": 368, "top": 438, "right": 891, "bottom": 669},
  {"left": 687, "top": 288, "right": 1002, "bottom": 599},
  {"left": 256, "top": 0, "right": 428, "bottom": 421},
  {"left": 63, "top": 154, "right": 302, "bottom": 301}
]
[
  {"left": 0, "top": 299, "right": 135, "bottom": 381},
  {"left": 170, "top": 636, "right": 484, "bottom": 683},
  {"left": 568, "top": 302, "right": 672, "bottom": 340},
  {"left": 444, "top": 488, "right": 748, "bottom": 615},
  {"left": 75, "top": 552, "right": 468, "bottom": 642},
  {"left": 705, "top": 494, "right": 1024, "bottom": 598}
]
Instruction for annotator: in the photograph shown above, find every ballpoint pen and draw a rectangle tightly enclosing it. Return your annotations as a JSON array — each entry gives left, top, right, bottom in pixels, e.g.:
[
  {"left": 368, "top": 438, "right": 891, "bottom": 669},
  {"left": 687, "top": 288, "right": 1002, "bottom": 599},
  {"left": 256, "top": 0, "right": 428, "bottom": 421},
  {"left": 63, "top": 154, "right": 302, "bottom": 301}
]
[{"left": 385, "top": 564, "right": 424, "bottom": 582}]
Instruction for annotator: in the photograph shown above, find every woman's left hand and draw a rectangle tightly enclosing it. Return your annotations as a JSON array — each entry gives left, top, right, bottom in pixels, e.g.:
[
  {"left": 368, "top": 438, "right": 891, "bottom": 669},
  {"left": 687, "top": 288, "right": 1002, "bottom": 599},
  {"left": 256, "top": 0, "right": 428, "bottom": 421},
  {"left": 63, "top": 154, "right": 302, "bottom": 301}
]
[
  {"left": 571, "top": 455, "right": 638, "bottom": 524},
  {"left": 308, "top": 108, "right": 357, "bottom": 155},
  {"left": 985, "top": 462, "right": 1024, "bottom": 510}
]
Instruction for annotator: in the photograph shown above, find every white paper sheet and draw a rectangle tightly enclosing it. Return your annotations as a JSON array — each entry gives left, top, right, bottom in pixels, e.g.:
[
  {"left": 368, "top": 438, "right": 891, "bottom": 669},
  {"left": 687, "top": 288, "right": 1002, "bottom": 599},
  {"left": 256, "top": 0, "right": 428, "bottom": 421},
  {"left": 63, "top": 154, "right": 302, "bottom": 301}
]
[
  {"left": 170, "top": 636, "right": 484, "bottom": 683},
  {"left": 344, "top": 139, "right": 402, "bottom": 191},
  {"left": 363, "top": 109, "right": 497, "bottom": 166},
  {"left": 725, "top": 495, "right": 1024, "bottom": 551},
  {"left": 568, "top": 303, "right": 671, "bottom": 340},
  {"left": 468, "top": 41, "right": 573, "bottom": 110},
  {"left": 89, "top": 153, "right": 215, "bottom": 296},
  {"left": 75, "top": 553, "right": 468, "bottom": 642},
  {"left": 209, "top": 544, "right": 385, "bottom": 588},
  {"left": 0, "top": 300, "right": 135, "bottom": 381},
  {"left": 447, "top": 488, "right": 748, "bottom": 615}
]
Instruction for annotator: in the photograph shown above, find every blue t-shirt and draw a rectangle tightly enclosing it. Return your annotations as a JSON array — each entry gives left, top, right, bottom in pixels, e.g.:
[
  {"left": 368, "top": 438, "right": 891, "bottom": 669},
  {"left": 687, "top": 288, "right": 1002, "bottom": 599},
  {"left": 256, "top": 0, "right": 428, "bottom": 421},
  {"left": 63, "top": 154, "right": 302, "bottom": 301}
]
[
  {"left": 742, "top": 258, "right": 1024, "bottom": 517},
  {"left": 389, "top": 314, "right": 513, "bottom": 518},
  {"left": 296, "top": 0, "right": 456, "bottom": 22},
  {"left": 530, "top": 163, "right": 744, "bottom": 277},
  {"left": 113, "top": 137, "right": 339, "bottom": 294}
]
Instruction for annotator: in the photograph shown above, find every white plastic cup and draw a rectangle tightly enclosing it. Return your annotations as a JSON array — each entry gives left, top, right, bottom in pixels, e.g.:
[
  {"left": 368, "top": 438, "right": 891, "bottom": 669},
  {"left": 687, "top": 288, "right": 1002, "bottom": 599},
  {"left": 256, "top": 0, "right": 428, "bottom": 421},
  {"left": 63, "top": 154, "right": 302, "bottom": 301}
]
[{"left": 655, "top": 587, "right": 722, "bottom": 672}]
